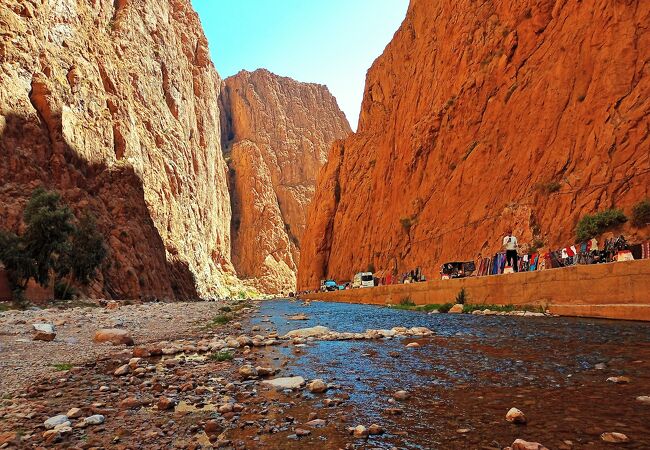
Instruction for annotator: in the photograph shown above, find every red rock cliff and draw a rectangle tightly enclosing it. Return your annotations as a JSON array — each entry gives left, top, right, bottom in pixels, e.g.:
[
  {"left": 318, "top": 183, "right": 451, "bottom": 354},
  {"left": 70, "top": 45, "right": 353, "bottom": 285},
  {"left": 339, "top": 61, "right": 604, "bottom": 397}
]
[
  {"left": 298, "top": 0, "right": 649, "bottom": 290},
  {"left": 220, "top": 70, "right": 351, "bottom": 293},
  {"left": 0, "top": 0, "right": 238, "bottom": 299}
]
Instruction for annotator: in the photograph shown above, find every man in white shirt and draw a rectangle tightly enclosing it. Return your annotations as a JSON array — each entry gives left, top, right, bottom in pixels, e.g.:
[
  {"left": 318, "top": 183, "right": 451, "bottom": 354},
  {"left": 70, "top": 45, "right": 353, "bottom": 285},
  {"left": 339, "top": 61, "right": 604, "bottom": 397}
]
[{"left": 503, "top": 230, "right": 519, "bottom": 272}]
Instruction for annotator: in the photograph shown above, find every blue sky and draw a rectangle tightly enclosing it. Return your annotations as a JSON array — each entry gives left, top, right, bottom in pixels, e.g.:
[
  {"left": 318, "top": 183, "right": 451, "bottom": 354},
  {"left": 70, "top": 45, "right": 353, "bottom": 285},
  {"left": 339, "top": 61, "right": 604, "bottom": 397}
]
[{"left": 190, "top": 0, "right": 409, "bottom": 129}]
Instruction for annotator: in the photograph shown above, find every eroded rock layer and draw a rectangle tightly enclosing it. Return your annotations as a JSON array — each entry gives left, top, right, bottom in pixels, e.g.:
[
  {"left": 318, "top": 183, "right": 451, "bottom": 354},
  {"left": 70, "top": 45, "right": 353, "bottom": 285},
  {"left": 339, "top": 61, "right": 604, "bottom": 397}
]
[
  {"left": 0, "top": 0, "right": 237, "bottom": 299},
  {"left": 221, "top": 70, "right": 351, "bottom": 293},
  {"left": 298, "top": 0, "right": 649, "bottom": 290}
]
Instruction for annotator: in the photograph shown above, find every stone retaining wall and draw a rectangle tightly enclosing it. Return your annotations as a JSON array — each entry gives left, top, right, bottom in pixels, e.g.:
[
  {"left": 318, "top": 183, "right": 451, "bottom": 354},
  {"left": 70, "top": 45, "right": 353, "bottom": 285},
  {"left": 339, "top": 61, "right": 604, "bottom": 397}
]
[{"left": 302, "top": 259, "right": 650, "bottom": 321}]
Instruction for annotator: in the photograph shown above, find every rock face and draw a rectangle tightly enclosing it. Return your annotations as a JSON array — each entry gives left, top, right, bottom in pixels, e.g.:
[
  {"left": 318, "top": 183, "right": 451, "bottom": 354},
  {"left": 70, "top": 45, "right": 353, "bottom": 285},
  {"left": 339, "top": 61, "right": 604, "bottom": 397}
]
[
  {"left": 298, "top": 0, "right": 650, "bottom": 289},
  {"left": 221, "top": 69, "right": 350, "bottom": 293},
  {"left": 0, "top": 0, "right": 237, "bottom": 298}
]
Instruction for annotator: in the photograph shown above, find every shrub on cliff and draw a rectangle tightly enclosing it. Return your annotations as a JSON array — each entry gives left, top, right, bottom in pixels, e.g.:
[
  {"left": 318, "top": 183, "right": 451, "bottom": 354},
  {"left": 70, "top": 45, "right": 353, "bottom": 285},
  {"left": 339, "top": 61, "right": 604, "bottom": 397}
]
[
  {"left": 575, "top": 209, "right": 627, "bottom": 242},
  {"left": 0, "top": 188, "right": 107, "bottom": 303},
  {"left": 632, "top": 199, "right": 650, "bottom": 228}
]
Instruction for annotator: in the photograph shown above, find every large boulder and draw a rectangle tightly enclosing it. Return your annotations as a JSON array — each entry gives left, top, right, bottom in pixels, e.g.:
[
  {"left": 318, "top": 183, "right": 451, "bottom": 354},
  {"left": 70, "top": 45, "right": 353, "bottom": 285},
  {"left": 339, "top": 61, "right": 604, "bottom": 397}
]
[
  {"left": 93, "top": 329, "right": 134, "bottom": 346},
  {"left": 284, "top": 326, "right": 330, "bottom": 339},
  {"left": 448, "top": 304, "right": 464, "bottom": 314}
]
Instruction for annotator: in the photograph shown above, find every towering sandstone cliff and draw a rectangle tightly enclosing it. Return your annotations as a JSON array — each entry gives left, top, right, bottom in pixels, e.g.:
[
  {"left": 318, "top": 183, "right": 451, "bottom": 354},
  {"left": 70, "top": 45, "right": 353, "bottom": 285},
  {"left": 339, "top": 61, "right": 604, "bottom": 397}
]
[
  {"left": 0, "top": 0, "right": 237, "bottom": 299},
  {"left": 298, "top": 0, "right": 649, "bottom": 289},
  {"left": 221, "top": 70, "right": 350, "bottom": 293}
]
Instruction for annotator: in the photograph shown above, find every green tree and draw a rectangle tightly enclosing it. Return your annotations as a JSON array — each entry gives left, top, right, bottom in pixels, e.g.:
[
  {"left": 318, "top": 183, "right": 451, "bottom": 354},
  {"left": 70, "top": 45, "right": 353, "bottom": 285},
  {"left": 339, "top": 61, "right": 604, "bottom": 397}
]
[
  {"left": 0, "top": 188, "right": 107, "bottom": 304},
  {"left": 21, "top": 188, "right": 75, "bottom": 286},
  {"left": 58, "top": 213, "right": 107, "bottom": 295}
]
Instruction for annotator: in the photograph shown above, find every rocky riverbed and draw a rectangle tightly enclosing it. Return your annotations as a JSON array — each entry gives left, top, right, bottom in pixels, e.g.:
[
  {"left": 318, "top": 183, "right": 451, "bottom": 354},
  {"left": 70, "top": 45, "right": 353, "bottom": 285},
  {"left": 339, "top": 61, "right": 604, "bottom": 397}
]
[{"left": 1, "top": 299, "right": 650, "bottom": 449}]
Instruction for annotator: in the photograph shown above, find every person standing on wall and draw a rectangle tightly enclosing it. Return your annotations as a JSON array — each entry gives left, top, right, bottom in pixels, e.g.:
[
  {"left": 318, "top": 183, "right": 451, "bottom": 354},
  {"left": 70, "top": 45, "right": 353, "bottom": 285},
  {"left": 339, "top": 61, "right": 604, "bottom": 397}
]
[{"left": 503, "top": 229, "right": 519, "bottom": 272}]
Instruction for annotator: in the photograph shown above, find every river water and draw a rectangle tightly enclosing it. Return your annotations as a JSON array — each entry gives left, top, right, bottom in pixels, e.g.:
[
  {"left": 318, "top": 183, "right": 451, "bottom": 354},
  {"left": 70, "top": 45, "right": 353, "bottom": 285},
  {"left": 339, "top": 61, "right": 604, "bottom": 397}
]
[{"left": 243, "top": 299, "right": 650, "bottom": 449}]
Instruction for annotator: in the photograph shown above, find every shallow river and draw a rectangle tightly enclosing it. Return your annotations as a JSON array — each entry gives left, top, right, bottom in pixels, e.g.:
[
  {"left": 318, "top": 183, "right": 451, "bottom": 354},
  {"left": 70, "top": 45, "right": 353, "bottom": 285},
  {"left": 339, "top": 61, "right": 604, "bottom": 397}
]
[{"left": 244, "top": 299, "right": 650, "bottom": 449}]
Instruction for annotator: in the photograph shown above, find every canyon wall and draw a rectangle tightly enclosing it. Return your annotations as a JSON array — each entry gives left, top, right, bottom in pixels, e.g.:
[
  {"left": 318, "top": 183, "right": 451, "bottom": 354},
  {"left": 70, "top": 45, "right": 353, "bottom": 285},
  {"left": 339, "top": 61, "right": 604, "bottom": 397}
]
[
  {"left": 0, "top": 0, "right": 238, "bottom": 299},
  {"left": 221, "top": 70, "right": 351, "bottom": 293},
  {"left": 298, "top": 0, "right": 649, "bottom": 289}
]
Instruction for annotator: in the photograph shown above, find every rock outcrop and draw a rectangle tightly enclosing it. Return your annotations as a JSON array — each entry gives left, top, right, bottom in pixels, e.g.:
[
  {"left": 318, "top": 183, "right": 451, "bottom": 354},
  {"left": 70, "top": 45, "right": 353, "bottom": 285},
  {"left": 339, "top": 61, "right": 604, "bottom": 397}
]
[
  {"left": 0, "top": 0, "right": 237, "bottom": 298},
  {"left": 298, "top": 0, "right": 649, "bottom": 289},
  {"left": 221, "top": 70, "right": 350, "bottom": 293}
]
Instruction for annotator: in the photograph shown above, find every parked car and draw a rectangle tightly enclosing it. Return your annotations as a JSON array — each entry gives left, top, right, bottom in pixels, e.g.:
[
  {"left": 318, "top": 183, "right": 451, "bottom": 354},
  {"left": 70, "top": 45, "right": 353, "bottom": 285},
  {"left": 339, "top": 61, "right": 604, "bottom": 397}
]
[
  {"left": 320, "top": 279, "right": 339, "bottom": 292},
  {"left": 352, "top": 272, "right": 374, "bottom": 288}
]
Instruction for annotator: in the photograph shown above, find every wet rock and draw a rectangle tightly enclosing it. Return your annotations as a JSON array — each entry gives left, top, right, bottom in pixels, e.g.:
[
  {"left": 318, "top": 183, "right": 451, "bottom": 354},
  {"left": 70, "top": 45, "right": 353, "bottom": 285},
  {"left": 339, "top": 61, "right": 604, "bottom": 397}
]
[
  {"left": 386, "top": 408, "right": 403, "bottom": 415},
  {"left": 288, "top": 314, "right": 309, "bottom": 320},
  {"left": 284, "top": 326, "right": 330, "bottom": 338},
  {"left": 636, "top": 395, "right": 650, "bottom": 404},
  {"left": 607, "top": 376, "right": 630, "bottom": 384},
  {"left": 393, "top": 390, "right": 410, "bottom": 400},
  {"left": 93, "top": 328, "right": 134, "bottom": 346},
  {"left": 114, "top": 364, "right": 130, "bottom": 376},
  {"left": 600, "top": 432, "right": 629, "bottom": 443},
  {"left": 83, "top": 415, "right": 105, "bottom": 426},
  {"left": 510, "top": 439, "right": 549, "bottom": 450},
  {"left": 351, "top": 425, "right": 369, "bottom": 438},
  {"left": 368, "top": 424, "right": 384, "bottom": 435},
  {"left": 255, "top": 366, "right": 275, "bottom": 377},
  {"left": 406, "top": 342, "right": 420, "bottom": 348},
  {"left": 307, "top": 379, "right": 328, "bottom": 393},
  {"left": 295, "top": 428, "right": 311, "bottom": 436},
  {"left": 305, "top": 419, "right": 326, "bottom": 427},
  {"left": 66, "top": 407, "right": 82, "bottom": 419},
  {"left": 239, "top": 365, "right": 258, "bottom": 379},
  {"left": 408, "top": 327, "right": 433, "bottom": 336},
  {"left": 0, "top": 432, "right": 17, "bottom": 446},
  {"left": 261, "top": 376, "right": 305, "bottom": 390},
  {"left": 448, "top": 304, "right": 464, "bottom": 314},
  {"left": 594, "top": 362, "right": 607, "bottom": 370},
  {"left": 44, "top": 415, "right": 69, "bottom": 430},
  {"left": 33, "top": 323, "right": 56, "bottom": 341},
  {"left": 218, "top": 403, "right": 233, "bottom": 413},
  {"left": 506, "top": 407, "right": 527, "bottom": 424}
]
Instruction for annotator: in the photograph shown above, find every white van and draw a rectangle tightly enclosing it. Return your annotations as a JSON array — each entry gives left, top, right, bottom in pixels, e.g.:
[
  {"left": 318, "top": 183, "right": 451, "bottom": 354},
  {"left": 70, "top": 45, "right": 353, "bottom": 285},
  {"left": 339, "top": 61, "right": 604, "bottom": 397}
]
[{"left": 353, "top": 272, "right": 374, "bottom": 288}]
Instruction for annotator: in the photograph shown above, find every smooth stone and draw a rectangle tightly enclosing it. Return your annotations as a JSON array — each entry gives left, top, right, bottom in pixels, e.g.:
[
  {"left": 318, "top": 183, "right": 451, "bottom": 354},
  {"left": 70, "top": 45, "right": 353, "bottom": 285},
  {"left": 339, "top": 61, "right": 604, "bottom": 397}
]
[
  {"left": 261, "top": 376, "right": 305, "bottom": 390},
  {"left": 44, "top": 415, "right": 69, "bottom": 430}
]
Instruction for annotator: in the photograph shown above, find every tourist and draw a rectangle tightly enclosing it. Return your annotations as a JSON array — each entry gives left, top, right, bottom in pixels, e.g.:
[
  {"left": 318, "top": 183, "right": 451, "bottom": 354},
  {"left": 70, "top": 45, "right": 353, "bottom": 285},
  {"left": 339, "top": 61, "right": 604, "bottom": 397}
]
[{"left": 503, "top": 229, "right": 519, "bottom": 272}]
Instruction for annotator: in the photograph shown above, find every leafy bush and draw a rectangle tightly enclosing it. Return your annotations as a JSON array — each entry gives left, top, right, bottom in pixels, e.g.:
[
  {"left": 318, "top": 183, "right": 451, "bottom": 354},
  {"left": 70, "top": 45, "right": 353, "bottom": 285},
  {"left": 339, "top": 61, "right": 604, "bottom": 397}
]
[
  {"left": 537, "top": 181, "right": 561, "bottom": 194},
  {"left": 209, "top": 315, "right": 231, "bottom": 326},
  {"left": 399, "top": 217, "right": 412, "bottom": 231},
  {"left": 632, "top": 199, "right": 650, "bottom": 228},
  {"left": 455, "top": 288, "right": 467, "bottom": 305},
  {"left": 54, "top": 282, "right": 77, "bottom": 300},
  {"left": 399, "top": 297, "right": 415, "bottom": 307},
  {"left": 53, "top": 363, "right": 73, "bottom": 371},
  {"left": 437, "top": 303, "right": 454, "bottom": 313},
  {"left": 210, "top": 351, "right": 233, "bottom": 361},
  {"left": 575, "top": 209, "right": 627, "bottom": 241}
]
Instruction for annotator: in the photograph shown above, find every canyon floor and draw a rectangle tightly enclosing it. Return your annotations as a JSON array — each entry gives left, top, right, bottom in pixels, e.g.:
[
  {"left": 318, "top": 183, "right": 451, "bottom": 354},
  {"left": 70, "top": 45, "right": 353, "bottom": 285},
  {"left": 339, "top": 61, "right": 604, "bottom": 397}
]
[{"left": 1, "top": 299, "right": 650, "bottom": 449}]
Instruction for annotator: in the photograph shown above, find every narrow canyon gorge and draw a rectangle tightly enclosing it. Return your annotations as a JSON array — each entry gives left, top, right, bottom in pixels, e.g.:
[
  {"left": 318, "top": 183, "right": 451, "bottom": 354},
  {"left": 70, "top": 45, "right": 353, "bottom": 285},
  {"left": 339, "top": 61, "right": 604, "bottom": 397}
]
[
  {"left": 298, "top": 0, "right": 649, "bottom": 289},
  {"left": 0, "top": 0, "right": 348, "bottom": 298},
  {"left": 221, "top": 69, "right": 350, "bottom": 293}
]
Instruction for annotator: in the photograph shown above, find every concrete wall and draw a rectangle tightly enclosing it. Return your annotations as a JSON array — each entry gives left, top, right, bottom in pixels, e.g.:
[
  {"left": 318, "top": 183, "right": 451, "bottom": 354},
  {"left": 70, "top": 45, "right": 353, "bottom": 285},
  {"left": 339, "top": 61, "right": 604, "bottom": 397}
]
[{"left": 303, "top": 259, "right": 650, "bottom": 321}]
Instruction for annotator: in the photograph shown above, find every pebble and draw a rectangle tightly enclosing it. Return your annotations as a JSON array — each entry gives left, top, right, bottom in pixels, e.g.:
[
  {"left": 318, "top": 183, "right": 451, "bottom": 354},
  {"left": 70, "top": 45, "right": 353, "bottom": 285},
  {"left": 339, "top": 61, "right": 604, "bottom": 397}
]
[
  {"left": 506, "top": 407, "right": 527, "bottom": 424},
  {"left": 66, "top": 407, "right": 82, "bottom": 419},
  {"left": 307, "top": 379, "right": 328, "bottom": 393},
  {"left": 406, "top": 342, "right": 420, "bottom": 348},
  {"left": 83, "top": 414, "right": 105, "bottom": 426},
  {"left": 305, "top": 419, "right": 326, "bottom": 427},
  {"left": 368, "top": 424, "right": 384, "bottom": 435},
  {"left": 600, "top": 432, "right": 629, "bottom": 443},
  {"left": 44, "top": 415, "right": 69, "bottom": 430},
  {"left": 351, "top": 425, "right": 369, "bottom": 438},
  {"left": 636, "top": 395, "right": 650, "bottom": 404},
  {"left": 393, "top": 390, "right": 410, "bottom": 400},
  {"left": 238, "top": 365, "right": 258, "bottom": 379},
  {"left": 510, "top": 439, "right": 549, "bottom": 450},
  {"left": 32, "top": 323, "right": 56, "bottom": 341},
  {"left": 606, "top": 376, "right": 630, "bottom": 384},
  {"left": 114, "top": 364, "right": 130, "bottom": 376}
]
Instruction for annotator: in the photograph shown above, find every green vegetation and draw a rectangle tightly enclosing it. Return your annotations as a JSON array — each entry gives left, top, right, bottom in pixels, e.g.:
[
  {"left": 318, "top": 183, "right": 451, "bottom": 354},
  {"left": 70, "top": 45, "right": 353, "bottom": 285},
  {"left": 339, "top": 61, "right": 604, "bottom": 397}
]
[
  {"left": 54, "top": 282, "right": 77, "bottom": 301},
  {"left": 210, "top": 350, "right": 234, "bottom": 362},
  {"left": 462, "top": 304, "right": 544, "bottom": 314},
  {"left": 529, "top": 238, "right": 545, "bottom": 253},
  {"left": 0, "top": 303, "right": 10, "bottom": 312},
  {"left": 575, "top": 208, "right": 627, "bottom": 241},
  {"left": 219, "top": 306, "right": 232, "bottom": 313},
  {"left": 53, "top": 363, "right": 73, "bottom": 371},
  {"left": 388, "top": 302, "right": 454, "bottom": 313},
  {"left": 632, "top": 199, "right": 650, "bottom": 228},
  {"left": 537, "top": 180, "right": 561, "bottom": 194},
  {"left": 455, "top": 288, "right": 467, "bottom": 305},
  {"left": 209, "top": 314, "right": 232, "bottom": 326},
  {"left": 0, "top": 188, "right": 107, "bottom": 306},
  {"left": 399, "top": 217, "right": 412, "bottom": 231}
]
